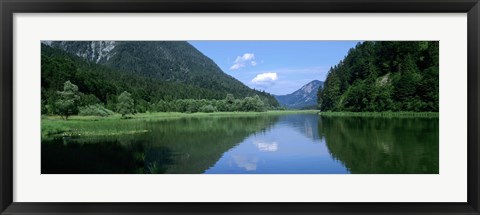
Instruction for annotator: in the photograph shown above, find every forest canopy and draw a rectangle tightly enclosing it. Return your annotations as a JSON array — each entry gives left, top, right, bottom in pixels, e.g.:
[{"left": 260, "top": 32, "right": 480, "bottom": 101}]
[{"left": 317, "top": 41, "right": 439, "bottom": 112}]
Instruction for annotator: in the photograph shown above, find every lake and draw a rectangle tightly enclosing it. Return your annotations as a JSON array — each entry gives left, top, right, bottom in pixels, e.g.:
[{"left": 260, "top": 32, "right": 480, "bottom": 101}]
[{"left": 42, "top": 113, "right": 439, "bottom": 174}]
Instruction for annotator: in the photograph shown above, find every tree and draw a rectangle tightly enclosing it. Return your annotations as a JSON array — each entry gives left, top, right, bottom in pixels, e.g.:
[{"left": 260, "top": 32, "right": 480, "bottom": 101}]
[
  {"left": 319, "top": 69, "right": 341, "bottom": 111},
  {"left": 117, "top": 91, "right": 135, "bottom": 118},
  {"left": 240, "top": 95, "right": 265, "bottom": 112},
  {"left": 225, "top": 94, "right": 234, "bottom": 104},
  {"left": 55, "top": 81, "right": 80, "bottom": 120},
  {"left": 225, "top": 94, "right": 235, "bottom": 111}
]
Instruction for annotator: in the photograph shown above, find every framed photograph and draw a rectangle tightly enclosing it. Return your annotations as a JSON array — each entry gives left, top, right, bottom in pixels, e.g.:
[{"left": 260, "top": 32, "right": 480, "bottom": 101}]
[{"left": 1, "top": 0, "right": 479, "bottom": 214}]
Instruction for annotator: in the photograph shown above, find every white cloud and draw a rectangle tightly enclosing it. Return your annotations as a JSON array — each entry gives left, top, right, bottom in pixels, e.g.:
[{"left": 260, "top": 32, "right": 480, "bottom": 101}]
[
  {"left": 251, "top": 72, "right": 278, "bottom": 87},
  {"left": 241, "top": 53, "right": 255, "bottom": 61},
  {"left": 230, "top": 53, "right": 257, "bottom": 70},
  {"left": 229, "top": 64, "right": 241, "bottom": 70}
]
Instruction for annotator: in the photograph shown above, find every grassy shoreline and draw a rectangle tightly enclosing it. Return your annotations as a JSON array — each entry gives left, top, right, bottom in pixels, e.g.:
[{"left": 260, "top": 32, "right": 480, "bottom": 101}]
[
  {"left": 41, "top": 110, "right": 318, "bottom": 139},
  {"left": 42, "top": 110, "right": 439, "bottom": 139},
  {"left": 318, "top": 111, "right": 439, "bottom": 118},
  {"left": 43, "top": 110, "right": 319, "bottom": 121}
]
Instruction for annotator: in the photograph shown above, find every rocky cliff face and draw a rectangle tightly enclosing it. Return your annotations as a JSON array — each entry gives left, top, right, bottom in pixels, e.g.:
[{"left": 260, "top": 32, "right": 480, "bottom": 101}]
[
  {"left": 43, "top": 41, "right": 117, "bottom": 63},
  {"left": 275, "top": 80, "right": 323, "bottom": 109}
]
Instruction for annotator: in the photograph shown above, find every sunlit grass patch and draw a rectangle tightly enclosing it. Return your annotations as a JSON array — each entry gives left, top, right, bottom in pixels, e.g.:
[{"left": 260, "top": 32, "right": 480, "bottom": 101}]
[{"left": 42, "top": 117, "right": 149, "bottom": 138}]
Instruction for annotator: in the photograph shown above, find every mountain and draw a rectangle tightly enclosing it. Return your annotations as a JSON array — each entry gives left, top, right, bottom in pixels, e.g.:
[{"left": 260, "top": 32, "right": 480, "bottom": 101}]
[
  {"left": 41, "top": 41, "right": 279, "bottom": 109},
  {"left": 318, "top": 41, "right": 439, "bottom": 112},
  {"left": 275, "top": 80, "right": 323, "bottom": 109}
]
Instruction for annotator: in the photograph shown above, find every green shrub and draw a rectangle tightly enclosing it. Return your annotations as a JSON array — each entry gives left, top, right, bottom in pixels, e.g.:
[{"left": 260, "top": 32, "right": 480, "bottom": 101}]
[
  {"left": 79, "top": 104, "right": 115, "bottom": 116},
  {"left": 199, "top": 104, "right": 217, "bottom": 113}
]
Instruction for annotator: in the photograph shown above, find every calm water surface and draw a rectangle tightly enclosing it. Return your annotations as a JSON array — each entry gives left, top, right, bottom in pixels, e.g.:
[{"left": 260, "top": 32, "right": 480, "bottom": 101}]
[{"left": 42, "top": 114, "right": 439, "bottom": 174}]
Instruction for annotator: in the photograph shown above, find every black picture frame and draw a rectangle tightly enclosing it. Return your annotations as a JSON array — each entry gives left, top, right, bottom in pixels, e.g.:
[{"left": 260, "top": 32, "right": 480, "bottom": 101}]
[{"left": 1, "top": 0, "right": 479, "bottom": 214}]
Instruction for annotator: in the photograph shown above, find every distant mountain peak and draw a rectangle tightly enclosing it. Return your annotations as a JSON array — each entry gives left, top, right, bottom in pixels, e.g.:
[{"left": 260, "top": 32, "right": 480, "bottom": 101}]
[
  {"left": 274, "top": 80, "right": 323, "bottom": 109},
  {"left": 300, "top": 80, "right": 321, "bottom": 94}
]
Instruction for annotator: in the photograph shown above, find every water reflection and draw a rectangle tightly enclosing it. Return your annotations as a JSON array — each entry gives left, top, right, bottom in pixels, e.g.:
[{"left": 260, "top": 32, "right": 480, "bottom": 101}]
[
  {"left": 318, "top": 116, "right": 439, "bottom": 174},
  {"left": 42, "top": 138, "right": 158, "bottom": 174},
  {"left": 205, "top": 114, "right": 348, "bottom": 174},
  {"left": 231, "top": 155, "right": 260, "bottom": 171},
  {"left": 253, "top": 140, "right": 278, "bottom": 152},
  {"left": 42, "top": 114, "right": 439, "bottom": 174},
  {"left": 42, "top": 115, "right": 280, "bottom": 174}
]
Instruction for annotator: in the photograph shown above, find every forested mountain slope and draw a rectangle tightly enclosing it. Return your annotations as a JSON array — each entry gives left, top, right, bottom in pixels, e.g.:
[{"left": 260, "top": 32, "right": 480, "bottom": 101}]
[
  {"left": 47, "top": 41, "right": 261, "bottom": 95},
  {"left": 41, "top": 42, "right": 279, "bottom": 113},
  {"left": 318, "top": 41, "right": 439, "bottom": 112}
]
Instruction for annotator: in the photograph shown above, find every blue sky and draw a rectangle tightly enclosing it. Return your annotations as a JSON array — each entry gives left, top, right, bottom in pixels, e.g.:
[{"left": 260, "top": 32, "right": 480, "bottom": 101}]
[{"left": 189, "top": 41, "right": 360, "bottom": 95}]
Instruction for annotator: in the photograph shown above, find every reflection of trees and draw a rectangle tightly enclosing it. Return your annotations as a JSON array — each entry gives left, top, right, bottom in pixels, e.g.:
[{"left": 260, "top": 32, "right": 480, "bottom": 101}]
[
  {"left": 318, "top": 116, "right": 439, "bottom": 174},
  {"left": 144, "top": 116, "right": 280, "bottom": 173},
  {"left": 42, "top": 116, "right": 280, "bottom": 174},
  {"left": 41, "top": 138, "right": 159, "bottom": 174}
]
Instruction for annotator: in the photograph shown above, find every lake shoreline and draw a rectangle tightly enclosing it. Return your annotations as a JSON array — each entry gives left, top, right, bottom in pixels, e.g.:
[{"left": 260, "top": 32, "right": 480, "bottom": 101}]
[
  {"left": 43, "top": 109, "right": 319, "bottom": 121},
  {"left": 41, "top": 110, "right": 319, "bottom": 138},
  {"left": 42, "top": 110, "right": 439, "bottom": 174},
  {"left": 318, "top": 111, "right": 439, "bottom": 117}
]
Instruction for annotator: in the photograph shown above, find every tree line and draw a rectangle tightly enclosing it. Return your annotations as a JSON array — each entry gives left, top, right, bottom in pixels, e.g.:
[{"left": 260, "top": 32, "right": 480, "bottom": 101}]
[
  {"left": 318, "top": 41, "right": 439, "bottom": 112},
  {"left": 46, "top": 80, "right": 269, "bottom": 120}
]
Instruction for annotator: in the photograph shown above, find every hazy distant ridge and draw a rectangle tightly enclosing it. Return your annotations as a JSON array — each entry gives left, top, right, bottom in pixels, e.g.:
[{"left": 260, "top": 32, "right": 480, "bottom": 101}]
[{"left": 275, "top": 80, "right": 323, "bottom": 109}]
